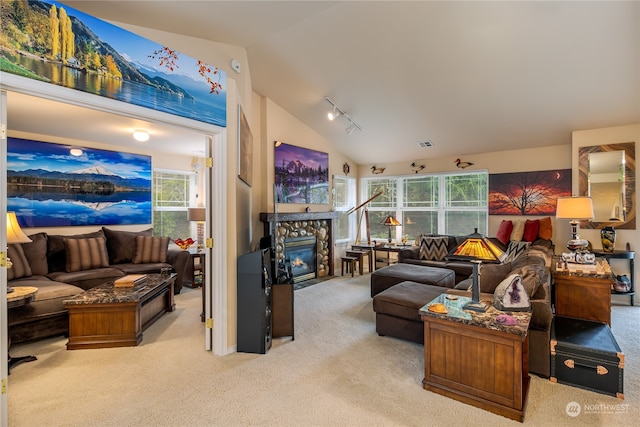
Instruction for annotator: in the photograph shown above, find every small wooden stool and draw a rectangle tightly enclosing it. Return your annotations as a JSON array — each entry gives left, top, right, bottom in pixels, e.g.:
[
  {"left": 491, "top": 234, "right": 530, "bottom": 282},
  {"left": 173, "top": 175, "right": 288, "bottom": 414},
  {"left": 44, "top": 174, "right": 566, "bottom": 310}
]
[
  {"left": 341, "top": 256, "right": 359, "bottom": 277},
  {"left": 346, "top": 250, "right": 368, "bottom": 275}
]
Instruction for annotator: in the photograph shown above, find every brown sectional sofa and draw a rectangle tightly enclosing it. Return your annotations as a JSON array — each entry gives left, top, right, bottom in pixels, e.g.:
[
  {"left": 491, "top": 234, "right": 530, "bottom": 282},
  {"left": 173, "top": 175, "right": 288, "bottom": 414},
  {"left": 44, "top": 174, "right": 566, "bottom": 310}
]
[
  {"left": 372, "top": 240, "right": 555, "bottom": 378},
  {"left": 8, "top": 227, "right": 190, "bottom": 344}
]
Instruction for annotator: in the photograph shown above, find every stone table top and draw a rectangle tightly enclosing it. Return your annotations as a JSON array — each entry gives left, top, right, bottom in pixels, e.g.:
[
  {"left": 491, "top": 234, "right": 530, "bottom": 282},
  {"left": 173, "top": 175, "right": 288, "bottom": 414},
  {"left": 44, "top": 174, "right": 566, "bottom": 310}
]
[
  {"left": 419, "top": 294, "right": 532, "bottom": 337},
  {"left": 63, "top": 273, "right": 176, "bottom": 305},
  {"left": 7, "top": 286, "right": 38, "bottom": 305}
]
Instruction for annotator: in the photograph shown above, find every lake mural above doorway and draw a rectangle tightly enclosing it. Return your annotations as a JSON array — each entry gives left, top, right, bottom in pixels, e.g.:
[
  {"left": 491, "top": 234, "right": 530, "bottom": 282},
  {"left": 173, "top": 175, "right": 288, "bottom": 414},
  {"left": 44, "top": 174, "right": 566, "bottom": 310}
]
[
  {"left": 0, "top": 0, "right": 226, "bottom": 128},
  {"left": 7, "top": 138, "right": 152, "bottom": 227}
]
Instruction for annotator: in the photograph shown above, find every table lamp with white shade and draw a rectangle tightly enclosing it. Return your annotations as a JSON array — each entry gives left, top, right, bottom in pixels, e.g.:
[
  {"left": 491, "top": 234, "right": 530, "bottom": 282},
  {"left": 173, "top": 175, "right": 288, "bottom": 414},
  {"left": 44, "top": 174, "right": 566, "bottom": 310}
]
[{"left": 6, "top": 211, "right": 32, "bottom": 293}]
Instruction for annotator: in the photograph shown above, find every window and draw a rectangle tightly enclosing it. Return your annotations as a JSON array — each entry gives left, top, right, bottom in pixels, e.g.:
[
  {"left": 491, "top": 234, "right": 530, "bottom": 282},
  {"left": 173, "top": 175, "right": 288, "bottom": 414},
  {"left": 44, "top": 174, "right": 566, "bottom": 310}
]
[
  {"left": 362, "top": 171, "right": 487, "bottom": 242},
  {"left": 333, "top": 175, "right": 356, "bottom": 242},
  {"left": 153, "top": 169, "right": 198, "bottom": 238}
]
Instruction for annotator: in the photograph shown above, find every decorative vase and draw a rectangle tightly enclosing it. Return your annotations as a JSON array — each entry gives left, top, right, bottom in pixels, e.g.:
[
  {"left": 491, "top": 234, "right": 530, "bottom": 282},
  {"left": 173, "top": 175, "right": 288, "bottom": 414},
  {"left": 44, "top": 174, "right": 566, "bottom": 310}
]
[{"left": 600, "top": 226, "right": 616, "bottom": 252}]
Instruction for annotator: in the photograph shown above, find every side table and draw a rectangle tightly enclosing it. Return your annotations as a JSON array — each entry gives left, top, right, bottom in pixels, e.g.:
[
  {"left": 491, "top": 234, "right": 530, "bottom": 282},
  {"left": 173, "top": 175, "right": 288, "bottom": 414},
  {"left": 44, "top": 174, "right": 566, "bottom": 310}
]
[
  {"left": 7, "top": 287, "right": 38, "bottom": 373},
  {"left": 590, "top": 249, "right": 635, "bottom": 306},
  {"left": 420, "top": 294, "right": 531, "bottom": 422}
]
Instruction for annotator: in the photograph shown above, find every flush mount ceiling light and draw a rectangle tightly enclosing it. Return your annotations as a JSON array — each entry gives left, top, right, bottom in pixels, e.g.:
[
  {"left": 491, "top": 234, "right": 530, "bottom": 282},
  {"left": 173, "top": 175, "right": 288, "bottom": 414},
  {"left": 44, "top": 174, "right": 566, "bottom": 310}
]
[
  {"left": 324, "top": 97, "right": 362, "bottom": 134},
  {"left": 133, "top": 129, "right": 150, "bottom": 142}
]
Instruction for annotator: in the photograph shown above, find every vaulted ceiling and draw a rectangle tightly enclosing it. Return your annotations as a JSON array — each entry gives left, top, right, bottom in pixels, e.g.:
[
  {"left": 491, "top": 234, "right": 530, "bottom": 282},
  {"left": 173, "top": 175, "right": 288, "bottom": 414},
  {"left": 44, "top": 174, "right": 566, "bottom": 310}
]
[{"left": 9, "top": 1, "right": 639, "bottom": 165}]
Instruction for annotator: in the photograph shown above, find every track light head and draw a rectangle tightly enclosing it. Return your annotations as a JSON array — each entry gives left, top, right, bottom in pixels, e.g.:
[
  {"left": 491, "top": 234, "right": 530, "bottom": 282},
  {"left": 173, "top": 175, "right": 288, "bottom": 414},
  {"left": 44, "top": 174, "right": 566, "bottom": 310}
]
[{"left": 328, "top": 107, "right": 340, "bottom": 121}]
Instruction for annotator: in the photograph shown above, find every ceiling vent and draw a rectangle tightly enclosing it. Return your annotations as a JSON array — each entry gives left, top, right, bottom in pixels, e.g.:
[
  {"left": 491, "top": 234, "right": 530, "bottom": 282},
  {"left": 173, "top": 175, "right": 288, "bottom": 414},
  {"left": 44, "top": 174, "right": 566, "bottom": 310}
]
[{"left": 417, "top": 140, "right": 433, "bottom": 148}]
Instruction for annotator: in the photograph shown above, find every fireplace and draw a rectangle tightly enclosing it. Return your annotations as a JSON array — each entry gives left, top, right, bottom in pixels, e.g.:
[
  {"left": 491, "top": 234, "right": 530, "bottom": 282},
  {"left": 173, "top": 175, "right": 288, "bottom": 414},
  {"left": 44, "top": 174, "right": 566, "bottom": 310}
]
[{"left": 283, "top": 236, "right": 317, "bottom": 283}]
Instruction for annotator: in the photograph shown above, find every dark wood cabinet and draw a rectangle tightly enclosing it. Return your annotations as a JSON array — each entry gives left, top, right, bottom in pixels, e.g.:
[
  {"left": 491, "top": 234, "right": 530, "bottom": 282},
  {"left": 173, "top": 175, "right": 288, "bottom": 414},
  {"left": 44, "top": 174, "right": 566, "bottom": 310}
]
[
  {"left": 553, "top": 273, "right": 612, "bottom": 326},
  {"left": 237, "top": 249, "right": 273, "bottom": 354}
]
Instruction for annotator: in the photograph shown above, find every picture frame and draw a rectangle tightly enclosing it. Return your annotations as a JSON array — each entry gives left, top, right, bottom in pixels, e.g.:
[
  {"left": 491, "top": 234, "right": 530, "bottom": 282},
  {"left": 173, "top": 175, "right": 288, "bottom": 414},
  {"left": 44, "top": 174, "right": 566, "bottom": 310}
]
[
  {"left": 489, "top": 169, "right": 571, "bottom": 215},
  {"left": 275, "top": 142, "right": 329, "bottom": 204},
  {"left": 7, "top": 137, "right": 152, "bottom": 227},
  {"left": 238, "top": 104, "right": 253, "bottom": 186}
]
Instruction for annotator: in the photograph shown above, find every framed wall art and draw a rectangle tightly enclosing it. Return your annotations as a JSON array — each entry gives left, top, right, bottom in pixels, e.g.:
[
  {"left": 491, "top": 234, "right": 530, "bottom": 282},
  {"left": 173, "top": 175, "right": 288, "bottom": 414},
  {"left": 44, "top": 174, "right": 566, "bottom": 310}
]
[
  {"left": 489, "top": 169, "right": 572, "bottom": 215},
  {"left": 7, "top": 137, "right": 152, "bottom": 227},
  {"left": 238, "top": 105, "right": 253, "bottom": 186},
  {"left": 275, "top": 142, "right": 329, "bottom": 204}
]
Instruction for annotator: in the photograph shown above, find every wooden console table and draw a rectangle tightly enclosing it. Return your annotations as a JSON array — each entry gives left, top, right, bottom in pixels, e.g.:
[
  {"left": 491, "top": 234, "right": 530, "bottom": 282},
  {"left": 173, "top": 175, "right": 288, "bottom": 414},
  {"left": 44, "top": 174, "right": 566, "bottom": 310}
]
[
  {"left": 420, "top": 294, "right": 531, "bottom": 422},
  {"left": 63, "top": 274, "right": 176, "bottom": 350}
]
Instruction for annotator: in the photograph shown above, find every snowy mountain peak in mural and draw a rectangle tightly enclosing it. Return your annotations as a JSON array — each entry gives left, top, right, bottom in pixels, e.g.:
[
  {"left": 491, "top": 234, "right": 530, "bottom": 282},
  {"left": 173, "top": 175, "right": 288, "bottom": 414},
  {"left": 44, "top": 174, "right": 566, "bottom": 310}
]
[
  {"left": 0, "top": 0, "right": 226, "bottom": 127},
  {"left": 7, "top": 137, "right": 152, "bottom": 227},
  {"left": 71, "top": 166, "right": 120, "bottom": 177}
]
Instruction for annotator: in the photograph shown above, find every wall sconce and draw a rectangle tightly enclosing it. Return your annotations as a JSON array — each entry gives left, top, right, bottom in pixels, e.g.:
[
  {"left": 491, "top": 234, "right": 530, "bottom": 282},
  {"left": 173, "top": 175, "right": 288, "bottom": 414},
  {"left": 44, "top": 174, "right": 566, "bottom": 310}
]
[
  {"left": 324, "top": 97, "right": 362, "bottom": 134},
  {"left": 410, "top": 162, "right": 425, "bottom": 173}
]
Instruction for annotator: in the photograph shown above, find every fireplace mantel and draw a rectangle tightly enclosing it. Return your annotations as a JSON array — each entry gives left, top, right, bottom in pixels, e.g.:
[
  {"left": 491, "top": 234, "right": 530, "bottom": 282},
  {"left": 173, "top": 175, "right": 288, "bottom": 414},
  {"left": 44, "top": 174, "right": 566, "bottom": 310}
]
[{"left": 259, "top": 211, "right": 339, "bottom": 223}]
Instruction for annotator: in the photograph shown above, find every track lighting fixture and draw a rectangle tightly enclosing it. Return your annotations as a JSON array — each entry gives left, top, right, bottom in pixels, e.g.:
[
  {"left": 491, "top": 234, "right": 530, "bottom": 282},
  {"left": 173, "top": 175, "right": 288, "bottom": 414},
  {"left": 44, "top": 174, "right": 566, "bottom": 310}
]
[{"left": 324, "top": 97, "right": 362, "bottom": 134}]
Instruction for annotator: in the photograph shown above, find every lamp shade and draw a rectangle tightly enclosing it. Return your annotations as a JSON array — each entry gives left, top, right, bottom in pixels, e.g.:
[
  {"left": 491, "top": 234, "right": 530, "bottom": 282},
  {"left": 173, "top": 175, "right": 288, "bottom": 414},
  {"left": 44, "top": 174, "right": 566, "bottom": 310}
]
[
  {"left": 555, "top": 196, "right": 594, "bottom": 220},
  {"left": 188, "top": 207, "right": 206, "bottom": 222},
  {"left": 382, "top": 216, "right": 401, "bottom": 226},
  {"left": 448, "top": 229, "right": 505, "bottom": 264},
  {"left": 6, "top": 212, "right": 32, "bottom": 244}
]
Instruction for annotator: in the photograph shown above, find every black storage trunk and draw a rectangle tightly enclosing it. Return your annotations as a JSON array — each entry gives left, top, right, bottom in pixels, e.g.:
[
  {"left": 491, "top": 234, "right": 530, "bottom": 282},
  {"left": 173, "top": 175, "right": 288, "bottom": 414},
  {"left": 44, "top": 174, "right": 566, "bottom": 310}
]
[{"left": 550, "top": 316, "right": 624, "bottom": 399}]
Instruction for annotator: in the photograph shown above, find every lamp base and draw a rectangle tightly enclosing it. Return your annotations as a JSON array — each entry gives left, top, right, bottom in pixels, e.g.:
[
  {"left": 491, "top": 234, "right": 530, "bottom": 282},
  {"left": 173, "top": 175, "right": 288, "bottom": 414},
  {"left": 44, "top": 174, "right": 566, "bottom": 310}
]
[{"left": 464, "top": 300, "right": 489, "bottom": 312}]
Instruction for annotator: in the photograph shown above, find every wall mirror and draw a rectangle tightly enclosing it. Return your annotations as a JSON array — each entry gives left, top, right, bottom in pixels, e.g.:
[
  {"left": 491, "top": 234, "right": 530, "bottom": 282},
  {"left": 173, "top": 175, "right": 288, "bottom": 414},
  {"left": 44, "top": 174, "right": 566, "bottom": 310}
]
[{"left": 579, "top": 141, "right": 635, "bottom": 229}]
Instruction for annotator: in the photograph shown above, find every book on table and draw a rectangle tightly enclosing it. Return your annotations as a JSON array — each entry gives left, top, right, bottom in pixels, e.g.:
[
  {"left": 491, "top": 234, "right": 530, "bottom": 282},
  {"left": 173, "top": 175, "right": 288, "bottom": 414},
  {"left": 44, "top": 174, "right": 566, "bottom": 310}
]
[{"left": 114, "top": 274, "right": 147, "bottom": 287}]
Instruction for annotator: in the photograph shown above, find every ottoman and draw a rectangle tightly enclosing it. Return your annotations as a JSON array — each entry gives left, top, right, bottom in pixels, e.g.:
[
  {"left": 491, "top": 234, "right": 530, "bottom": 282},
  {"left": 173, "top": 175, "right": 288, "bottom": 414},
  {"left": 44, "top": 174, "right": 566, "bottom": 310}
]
[
  {"left": 372, "top": 281, "right": 447, "bottom": 344},
  {"left": 371, "top": 263, "right": 455, "bottom": 297}
]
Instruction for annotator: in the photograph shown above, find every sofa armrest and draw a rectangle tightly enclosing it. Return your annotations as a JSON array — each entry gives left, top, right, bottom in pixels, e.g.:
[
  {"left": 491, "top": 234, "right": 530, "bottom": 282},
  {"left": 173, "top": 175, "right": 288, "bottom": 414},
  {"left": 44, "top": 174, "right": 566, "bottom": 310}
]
[
  {"left": 529, "top": 299, "right": 553, "bottom": 331},
  {"left": 167, "top": 249, "right": 190, "bottom": 294}
]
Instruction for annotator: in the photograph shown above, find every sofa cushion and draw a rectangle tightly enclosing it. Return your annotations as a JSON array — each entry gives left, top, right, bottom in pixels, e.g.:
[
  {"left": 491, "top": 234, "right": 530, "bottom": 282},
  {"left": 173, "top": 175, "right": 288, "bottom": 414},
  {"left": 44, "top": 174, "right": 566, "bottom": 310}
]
[
  {"left": 47, "top": 267, "right": 124, "bottom": 291},
  {"left": 496, "top": 220, "right": 513, "bottom": 245},
  {"left": 510, "top": 220, "right": 525, "bottom": 242},
  {"left": 477, "top": 262, "right": 513, "bottom": 293},
  {"left": 417, "top": 235, "right": 449, "bottom": 261},
  {"left": 133, "top": 236, "right": 169, "bottom": 264},
  {"left": 48, "top": 230, "right": 105, "bottom": 272},
  {"left": 7, "top": 244, "right": 32, "bottom": 280},
  {"left": 523, "top": 219, "right": 539, "bottom": 242},
  {"left": 537, "top": 216, "right": 553, "bottom": 240},
  {"left": 24, "top": 232, "right": 48, "bottom": 276},
  {"left": 102, "top": 227, "right": 154, "bottom": 264},
  {"left": 64, "top": 237, "right": 110, "bottom": 272},
  {"left": 504, "top": 240, "right": 531, "bottom": 263}
]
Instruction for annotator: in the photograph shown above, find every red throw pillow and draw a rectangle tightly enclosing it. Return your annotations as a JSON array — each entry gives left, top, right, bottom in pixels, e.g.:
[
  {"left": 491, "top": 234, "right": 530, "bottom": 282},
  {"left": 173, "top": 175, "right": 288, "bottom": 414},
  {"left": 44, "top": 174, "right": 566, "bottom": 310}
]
[
  {"left": 523, "top": 219, "right": 540, "bottom": 242},
  {"left": 496, "top": 220, "right": 513, "bottom": 245},
  {"left": 537, "top": 216, "right": 553, "bottom": 240}
]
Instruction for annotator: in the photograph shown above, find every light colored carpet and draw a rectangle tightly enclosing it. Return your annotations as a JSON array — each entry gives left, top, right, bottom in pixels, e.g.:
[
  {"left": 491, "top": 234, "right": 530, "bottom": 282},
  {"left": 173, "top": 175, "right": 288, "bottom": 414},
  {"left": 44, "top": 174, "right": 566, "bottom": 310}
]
[{"left": 7, "top": 274, "right": 639, "bottom": 426}]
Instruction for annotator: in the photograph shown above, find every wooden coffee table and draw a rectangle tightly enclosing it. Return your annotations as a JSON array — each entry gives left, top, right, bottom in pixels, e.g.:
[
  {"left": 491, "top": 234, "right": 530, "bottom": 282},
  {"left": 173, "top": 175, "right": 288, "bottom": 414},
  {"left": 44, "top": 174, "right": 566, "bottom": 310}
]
[
  {"left": 420, "top": 294, "right": 531, "bottom": 422},
  {"left": 63, "top": 273, "right": 176, "bottom": 350}
]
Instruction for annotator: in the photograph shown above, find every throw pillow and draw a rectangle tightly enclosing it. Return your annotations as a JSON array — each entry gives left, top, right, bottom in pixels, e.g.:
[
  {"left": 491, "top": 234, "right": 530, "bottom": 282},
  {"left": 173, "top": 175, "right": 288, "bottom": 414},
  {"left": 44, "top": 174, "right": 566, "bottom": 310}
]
[
  {"left": 496, "top": 220, "right": 513, "bottom": 245},
  {"left": 23, "top": 232, "right": 48, "bottom": 276},
  {"left": 48, "top": 230, "right": 105, "bottom": 273},
  {"left": 522, "top": 219, "right": 539, "bottom": 242},
  {"left": 102, "top": 227, "right": 154, "bottom": 264},
  {"left": 133, "top": 236, "right": 169, "bottom": 264},
  {"left": 537, "top": 216, "right": 553, "bottom": 240},
  {"left": 7, "top": 244, "right": 32, "bottom": 281},
  {"left": 478, "top": 262, "right": 513, "bottom": 293},
  {"left": 510, "top": 220, "right": 525, "bottom": 242},
  {"left": 417, "top": 236, "right": 449, "bottom": 261},
  {"left": 64, "top": 237, "right": 110, "bottom": 272},
  {"left": 503, "top": 241, "right": 531, "bottom": 263}
]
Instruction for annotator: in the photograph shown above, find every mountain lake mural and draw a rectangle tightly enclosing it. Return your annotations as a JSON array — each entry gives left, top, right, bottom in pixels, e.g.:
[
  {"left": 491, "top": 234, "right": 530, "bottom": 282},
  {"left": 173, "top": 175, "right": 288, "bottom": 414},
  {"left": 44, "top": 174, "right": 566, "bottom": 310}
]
[
  {"left": 0, "top": 0, "right": 226, "bottom": 127},
  {"left": 275, "top": 143, "right": 329, "bottom": 204},
  {"left": 7, "top": 137, "right": 152, "bottom": 227}
]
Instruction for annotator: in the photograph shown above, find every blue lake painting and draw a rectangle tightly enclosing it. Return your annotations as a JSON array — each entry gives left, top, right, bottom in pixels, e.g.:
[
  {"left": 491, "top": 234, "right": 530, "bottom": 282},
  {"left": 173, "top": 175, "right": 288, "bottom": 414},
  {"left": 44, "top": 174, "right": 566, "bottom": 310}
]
[
  {"left": 0, "top": 1, "right": 226, "bottom": 128},
  {"left": 7, "top": 138, "right": 152, "bottom": 227}
]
